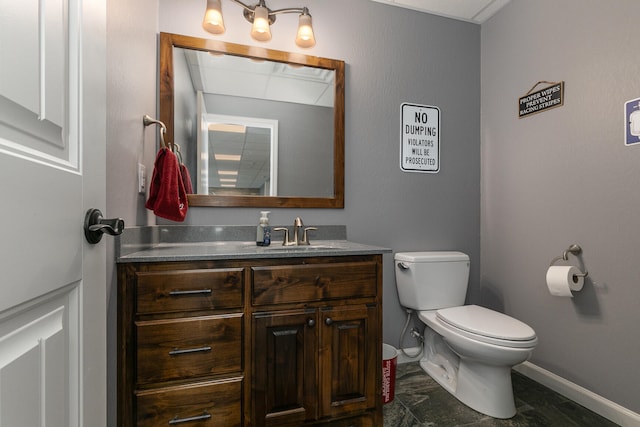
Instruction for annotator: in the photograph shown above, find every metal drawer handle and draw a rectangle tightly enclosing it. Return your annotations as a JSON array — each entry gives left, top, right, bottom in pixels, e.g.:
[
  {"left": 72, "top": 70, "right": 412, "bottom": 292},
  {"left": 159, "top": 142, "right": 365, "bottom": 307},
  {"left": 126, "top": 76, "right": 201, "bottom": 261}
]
[
  {"left": 169, "top": 412, "right": 212, "bottom": 424},
  {"left": 169, "top": 289, "right": 212, "bottom": 296},
  {"left": 169, "top": 346, "right": 212, "bottom": 356}
]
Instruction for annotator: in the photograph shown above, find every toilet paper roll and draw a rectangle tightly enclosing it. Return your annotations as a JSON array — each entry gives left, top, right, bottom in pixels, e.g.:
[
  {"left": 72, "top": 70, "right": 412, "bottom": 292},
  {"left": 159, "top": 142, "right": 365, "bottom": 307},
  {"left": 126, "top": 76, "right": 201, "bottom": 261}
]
[{"left": 546, "top": 265, "right": 584, "bottom": 297}]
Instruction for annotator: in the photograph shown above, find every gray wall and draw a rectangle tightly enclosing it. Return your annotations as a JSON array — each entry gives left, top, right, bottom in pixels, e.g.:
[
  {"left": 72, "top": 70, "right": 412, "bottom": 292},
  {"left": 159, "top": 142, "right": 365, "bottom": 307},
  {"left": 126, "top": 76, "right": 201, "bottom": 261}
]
[
  {"left": 481, "top": 0, "right": 640, "bottom": 413},
  {"left": 106, "top": 0, "right": 480, "bottom": 423}
]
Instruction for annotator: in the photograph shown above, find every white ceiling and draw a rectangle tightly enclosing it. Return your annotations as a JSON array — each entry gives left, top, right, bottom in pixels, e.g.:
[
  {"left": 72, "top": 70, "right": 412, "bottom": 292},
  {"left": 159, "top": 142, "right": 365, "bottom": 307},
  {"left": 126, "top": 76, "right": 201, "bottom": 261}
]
[{"left": 371, "top": 0, "right": 511, "bottom": 24}]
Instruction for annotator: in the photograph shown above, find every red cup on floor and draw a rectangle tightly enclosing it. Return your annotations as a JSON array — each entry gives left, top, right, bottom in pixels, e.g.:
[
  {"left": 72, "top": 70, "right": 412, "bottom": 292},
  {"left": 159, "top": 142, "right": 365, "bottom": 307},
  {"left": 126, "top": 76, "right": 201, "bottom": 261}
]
[{"left": 382, "top": 344, "right": 398, "bottom": 404}]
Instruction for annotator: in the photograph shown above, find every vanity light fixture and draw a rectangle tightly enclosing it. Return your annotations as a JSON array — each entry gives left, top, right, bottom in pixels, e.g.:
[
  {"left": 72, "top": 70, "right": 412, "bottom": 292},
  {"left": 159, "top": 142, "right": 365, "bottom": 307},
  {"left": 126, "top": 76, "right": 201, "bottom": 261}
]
[{"left": 202, "top": 0, "right": 316, "bottom": 48}]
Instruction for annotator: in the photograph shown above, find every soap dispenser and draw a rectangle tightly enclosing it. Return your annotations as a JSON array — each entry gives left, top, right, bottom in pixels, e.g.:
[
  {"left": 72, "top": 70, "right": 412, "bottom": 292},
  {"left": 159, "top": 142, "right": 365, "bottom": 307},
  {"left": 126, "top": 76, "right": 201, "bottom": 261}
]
[{"left": 256, "top": 211, "right": 271, "bottom": 246}]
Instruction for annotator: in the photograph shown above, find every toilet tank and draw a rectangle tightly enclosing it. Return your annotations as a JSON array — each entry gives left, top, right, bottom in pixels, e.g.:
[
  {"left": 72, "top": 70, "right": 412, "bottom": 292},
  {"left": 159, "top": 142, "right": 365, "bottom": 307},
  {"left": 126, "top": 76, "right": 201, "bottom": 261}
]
[{"left": 394, "top": 251, "right": 470, "bottom": 311}]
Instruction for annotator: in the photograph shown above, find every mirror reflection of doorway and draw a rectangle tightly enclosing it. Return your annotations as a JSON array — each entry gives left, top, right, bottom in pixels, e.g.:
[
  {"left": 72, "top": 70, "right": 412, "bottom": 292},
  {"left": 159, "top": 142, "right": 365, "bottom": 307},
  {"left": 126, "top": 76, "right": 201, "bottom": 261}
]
[{"left": 198, "top": 111, "right": 278, "bottom": 196}]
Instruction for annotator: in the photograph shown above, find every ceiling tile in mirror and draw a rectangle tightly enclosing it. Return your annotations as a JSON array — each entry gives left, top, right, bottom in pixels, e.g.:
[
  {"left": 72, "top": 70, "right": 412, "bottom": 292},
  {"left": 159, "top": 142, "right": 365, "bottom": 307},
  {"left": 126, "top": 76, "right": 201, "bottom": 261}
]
[{"left": 189, "top": 50, "right": 334, "bottom": 108}]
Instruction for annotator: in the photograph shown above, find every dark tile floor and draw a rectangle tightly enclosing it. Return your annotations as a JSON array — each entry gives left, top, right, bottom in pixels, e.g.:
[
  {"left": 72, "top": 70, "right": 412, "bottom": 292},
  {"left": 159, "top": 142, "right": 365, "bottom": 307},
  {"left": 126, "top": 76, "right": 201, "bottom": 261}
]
[{"left": 383, "top": 362, "right": 619, "bottom": 426}]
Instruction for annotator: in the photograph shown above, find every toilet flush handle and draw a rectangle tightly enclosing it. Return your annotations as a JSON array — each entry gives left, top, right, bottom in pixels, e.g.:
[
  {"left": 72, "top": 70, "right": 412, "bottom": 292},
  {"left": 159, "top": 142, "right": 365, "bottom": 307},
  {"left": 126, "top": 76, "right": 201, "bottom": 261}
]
[{"left": 397, "top": 262, "right": 409, "bottom": 271}]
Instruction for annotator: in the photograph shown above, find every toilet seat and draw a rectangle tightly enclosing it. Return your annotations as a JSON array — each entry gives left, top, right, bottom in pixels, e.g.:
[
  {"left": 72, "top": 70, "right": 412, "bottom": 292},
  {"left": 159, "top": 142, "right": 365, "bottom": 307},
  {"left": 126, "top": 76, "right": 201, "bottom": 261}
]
[{"left": 436, "top": 305, "right": 537, "bottom": 348}]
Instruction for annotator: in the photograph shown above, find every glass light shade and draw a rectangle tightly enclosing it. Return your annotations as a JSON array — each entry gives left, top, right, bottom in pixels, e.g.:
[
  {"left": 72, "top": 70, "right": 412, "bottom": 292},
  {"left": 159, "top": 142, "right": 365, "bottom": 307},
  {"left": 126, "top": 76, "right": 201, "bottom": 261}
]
[
  {"left": 251, "top": 6, "right": 272, "bottom": 42},
  {"left": 202, "top": 0, "right": 225, "bottom": 34},
  {"left": 295, "top": 13, "right": 315, "bottom": 48}
]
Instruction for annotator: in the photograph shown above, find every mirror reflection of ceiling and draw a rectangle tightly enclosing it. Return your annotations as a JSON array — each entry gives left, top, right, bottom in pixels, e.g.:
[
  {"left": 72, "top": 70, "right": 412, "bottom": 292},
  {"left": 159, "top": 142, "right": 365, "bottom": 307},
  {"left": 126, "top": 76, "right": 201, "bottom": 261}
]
[
  {"left": 184, "top": 49, "right": 335, "bottom": 108},
  {"left": 370, "top": 0, "right": 511, "bottom": 24}
]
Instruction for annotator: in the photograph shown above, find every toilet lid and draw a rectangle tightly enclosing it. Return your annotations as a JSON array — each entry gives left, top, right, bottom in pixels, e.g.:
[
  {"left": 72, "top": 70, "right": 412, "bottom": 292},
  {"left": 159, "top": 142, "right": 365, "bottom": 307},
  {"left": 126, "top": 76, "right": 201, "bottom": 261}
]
[{"left": 436, "top": 305, "right": 536, "bottom": 342}]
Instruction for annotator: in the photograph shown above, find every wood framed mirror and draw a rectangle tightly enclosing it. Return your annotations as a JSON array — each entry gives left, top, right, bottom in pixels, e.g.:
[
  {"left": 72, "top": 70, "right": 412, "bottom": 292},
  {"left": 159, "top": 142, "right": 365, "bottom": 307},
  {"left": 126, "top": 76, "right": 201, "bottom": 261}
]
[{"left": 159, "top": 32, "right": 345, "bottom": 208}]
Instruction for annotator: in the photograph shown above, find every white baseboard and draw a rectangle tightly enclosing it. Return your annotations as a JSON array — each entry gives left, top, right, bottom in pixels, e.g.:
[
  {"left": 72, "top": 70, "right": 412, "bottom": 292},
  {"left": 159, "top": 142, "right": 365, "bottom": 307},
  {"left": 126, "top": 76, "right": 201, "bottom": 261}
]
[{"left": 515, "top": 361, "right": 640, "bottom": 427}]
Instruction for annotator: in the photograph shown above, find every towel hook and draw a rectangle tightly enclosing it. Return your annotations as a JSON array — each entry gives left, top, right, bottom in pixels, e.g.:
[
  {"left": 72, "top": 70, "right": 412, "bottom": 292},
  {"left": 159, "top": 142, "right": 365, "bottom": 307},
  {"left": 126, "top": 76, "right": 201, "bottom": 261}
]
[
  {"left": 173, "top": 143, "right": 183, "bottom": 164},
  {"left": 550, "top": 244, "right": 588, "bottom": 278},
  {"left": 143, "top": 114, "right": 168, "bottom": 149}
]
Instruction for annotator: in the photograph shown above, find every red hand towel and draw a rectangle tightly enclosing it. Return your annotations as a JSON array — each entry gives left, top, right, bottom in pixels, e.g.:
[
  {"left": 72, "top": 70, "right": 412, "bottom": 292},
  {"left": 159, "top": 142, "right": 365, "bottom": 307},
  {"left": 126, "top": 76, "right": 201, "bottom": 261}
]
[
  {"left": 179, "top": 163, "right": 194, "bottom": 194},
  {"left": 145, "top": 148, "right": 188, "bottom": 222}
]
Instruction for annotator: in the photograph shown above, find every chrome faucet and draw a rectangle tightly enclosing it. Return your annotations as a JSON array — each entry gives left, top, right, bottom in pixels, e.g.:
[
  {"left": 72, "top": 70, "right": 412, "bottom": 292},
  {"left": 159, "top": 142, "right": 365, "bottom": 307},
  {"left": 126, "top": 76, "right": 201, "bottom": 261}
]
[{"left": 274, "top": 217, "right": 317, "bottom": 246}]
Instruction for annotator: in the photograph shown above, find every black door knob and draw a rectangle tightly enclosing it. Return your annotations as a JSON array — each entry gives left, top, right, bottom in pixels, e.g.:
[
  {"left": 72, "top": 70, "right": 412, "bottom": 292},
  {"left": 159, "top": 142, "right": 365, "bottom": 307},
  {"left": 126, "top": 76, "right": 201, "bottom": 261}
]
[{"left": 84, "top": 208, "right": 124, "bottom": 244}]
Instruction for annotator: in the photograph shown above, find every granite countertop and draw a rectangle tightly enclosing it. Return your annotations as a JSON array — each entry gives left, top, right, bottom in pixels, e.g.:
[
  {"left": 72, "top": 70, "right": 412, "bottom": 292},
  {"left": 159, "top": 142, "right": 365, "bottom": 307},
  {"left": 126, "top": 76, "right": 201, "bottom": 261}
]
[{"left": 117, "top": 225, "right": 391, "bottom": 263}]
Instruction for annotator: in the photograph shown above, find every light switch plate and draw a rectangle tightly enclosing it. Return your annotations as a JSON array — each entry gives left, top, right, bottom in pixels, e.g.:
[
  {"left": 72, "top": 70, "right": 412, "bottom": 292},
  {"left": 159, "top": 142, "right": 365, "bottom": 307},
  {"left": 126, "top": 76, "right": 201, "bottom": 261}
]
[{"left": 138, "top": 163, "right": 146, "bottom": 193}]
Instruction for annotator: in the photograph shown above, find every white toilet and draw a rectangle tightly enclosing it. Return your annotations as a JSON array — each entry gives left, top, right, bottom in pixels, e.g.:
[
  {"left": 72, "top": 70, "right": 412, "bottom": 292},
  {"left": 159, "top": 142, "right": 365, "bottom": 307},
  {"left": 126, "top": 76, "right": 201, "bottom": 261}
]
[{"left": 394, "top": 251, "right": 538, "bottom": 419}]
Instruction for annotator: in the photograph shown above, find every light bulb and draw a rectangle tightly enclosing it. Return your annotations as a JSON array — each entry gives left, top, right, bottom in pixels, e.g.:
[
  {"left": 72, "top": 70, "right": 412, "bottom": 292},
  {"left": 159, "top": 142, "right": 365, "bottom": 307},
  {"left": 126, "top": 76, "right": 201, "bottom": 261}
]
[
  {"left": 202, "top": 0, "right": 225, "bottom": 34},
  {"left": 251, "top": 5, "right": 272, "bottom": 42},
  {"left": 295, "top": 12, "right": 315, "bottom": 48}
]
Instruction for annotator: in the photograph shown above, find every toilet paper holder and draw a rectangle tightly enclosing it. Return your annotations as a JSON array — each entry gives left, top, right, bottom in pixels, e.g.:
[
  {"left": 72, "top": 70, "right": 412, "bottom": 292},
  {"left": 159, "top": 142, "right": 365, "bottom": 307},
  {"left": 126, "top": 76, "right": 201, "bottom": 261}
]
[{"left": 549, "top": 244, "right": 588, "bottom": 278}]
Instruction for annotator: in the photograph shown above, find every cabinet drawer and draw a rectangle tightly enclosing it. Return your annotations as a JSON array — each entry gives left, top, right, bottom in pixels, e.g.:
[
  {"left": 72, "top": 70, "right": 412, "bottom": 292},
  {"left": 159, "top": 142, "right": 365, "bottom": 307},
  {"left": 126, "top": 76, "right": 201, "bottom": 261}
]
[
  {"left": 136, "top": 268, "right": 243, "bottom": 314},
  {"left": 252, "top": 262, "right": 377, "bottom": 305},
  {"left": 136, "top": 378, "right": 242, "bottom": 427},
  {"left": 136, "top": 314, "right": 242, "bottom": 385}
]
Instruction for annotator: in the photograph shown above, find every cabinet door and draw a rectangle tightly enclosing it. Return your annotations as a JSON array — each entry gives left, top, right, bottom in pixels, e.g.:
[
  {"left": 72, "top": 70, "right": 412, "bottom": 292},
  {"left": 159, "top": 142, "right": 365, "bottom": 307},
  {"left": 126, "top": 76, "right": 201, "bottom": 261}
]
[
  {"left": 320, "top": 304, "right": 379, "bottom": 419},
  {"left": 253, "top": 309, "right": 318, "bottom": 426}
]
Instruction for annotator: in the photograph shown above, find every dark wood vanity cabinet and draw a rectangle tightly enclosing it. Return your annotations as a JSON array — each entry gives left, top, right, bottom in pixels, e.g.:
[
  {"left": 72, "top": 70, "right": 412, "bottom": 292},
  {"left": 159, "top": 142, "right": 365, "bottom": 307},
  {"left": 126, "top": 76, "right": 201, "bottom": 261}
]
[{"left": 118, "top": 255, "right": 382, "bottom": 427}]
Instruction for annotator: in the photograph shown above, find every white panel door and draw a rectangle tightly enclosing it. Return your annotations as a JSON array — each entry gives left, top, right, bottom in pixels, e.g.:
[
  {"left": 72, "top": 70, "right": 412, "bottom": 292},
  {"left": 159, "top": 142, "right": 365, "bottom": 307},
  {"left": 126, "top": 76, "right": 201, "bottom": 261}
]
[{"left": 0, "top": 0, "right": 106, "bottom": 426}]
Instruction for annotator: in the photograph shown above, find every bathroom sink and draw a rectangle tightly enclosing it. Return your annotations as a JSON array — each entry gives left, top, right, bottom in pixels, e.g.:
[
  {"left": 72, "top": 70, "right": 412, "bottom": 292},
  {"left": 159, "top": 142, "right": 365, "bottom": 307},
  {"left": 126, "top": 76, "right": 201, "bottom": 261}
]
[
  {"left": 156, "top": 241, "right": 256, "bottom": 248},
  {"left": 153, "top": 241, "right": 344, "bottom": 254},
  {"left": 262, "top": 244, "right": 341, "bottom": 251}
]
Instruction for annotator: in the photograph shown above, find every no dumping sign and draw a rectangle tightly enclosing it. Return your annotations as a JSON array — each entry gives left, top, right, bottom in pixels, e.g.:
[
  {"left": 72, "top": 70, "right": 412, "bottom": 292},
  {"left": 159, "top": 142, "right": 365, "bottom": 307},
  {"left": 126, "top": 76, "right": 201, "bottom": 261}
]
[{"left": 400, "top": 103, "right": 440, "bottom": 173}]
